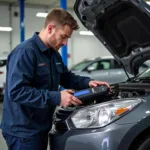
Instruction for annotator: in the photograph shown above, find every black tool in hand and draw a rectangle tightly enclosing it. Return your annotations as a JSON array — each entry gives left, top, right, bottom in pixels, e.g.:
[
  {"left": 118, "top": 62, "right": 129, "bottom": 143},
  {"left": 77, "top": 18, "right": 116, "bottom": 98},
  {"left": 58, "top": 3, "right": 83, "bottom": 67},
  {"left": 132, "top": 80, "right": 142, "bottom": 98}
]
[{"left": 73, "top": 85, "right": 109, "bottom": 102}]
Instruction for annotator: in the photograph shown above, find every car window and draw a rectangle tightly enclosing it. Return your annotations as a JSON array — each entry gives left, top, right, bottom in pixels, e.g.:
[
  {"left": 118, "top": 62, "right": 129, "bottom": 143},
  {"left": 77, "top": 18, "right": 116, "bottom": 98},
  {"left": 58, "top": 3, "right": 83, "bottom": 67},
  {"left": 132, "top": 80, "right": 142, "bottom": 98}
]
[
  {"left": 139, "top": 64, "right": 148, "bottom": 69},
  {"left": 0, "top": 59, "right": 7, "bottom": 67},
  {"left": 138, "top": 68, "right": 150, "bottom": 78},
  {"left": 87, "top": 62, "right": 99, "bottom": 70},
  {"left": 113, "top": 60, "right": 122, "bottom": 69},
  {"left": 70, "top": 60, "right": 91, "bottom": 70},
  {"left": 87, "top": 60, "right": 111, "bottom": 71},
  {"left": 100, "top": 61, "right": 111, "bottom": 69},
  {"left": 138, "top": 63, "right": 149, "bottom": 74}
]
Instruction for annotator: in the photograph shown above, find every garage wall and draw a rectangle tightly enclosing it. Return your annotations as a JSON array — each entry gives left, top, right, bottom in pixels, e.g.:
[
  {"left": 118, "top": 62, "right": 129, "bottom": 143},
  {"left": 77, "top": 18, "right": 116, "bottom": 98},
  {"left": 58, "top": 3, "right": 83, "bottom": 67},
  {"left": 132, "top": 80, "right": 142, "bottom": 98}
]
[
  {"left": 0, "top": 5, "right": 111, "bottom": 67},
  {"left": 71, "top": 12, "right": 111, "bottom": 65},
  {"left": 71, "top": 34, "right": 111, "bottom": 65},
  {"left": 11, "top": 6, "right": 45, "bottom": 49}
]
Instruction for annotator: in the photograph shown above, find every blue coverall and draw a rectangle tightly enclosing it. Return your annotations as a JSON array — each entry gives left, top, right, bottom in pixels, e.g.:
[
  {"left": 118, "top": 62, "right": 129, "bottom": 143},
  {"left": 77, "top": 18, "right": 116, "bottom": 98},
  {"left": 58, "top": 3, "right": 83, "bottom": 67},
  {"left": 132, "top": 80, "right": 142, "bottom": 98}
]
[{"left": 0, "top": 32, "right": 91, "bottom": 150}]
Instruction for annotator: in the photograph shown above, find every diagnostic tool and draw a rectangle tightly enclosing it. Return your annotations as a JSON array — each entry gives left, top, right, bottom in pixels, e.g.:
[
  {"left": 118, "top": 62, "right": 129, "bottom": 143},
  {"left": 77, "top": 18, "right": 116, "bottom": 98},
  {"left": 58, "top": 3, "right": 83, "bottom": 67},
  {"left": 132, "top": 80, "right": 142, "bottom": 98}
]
[{"left": 74, "top": 85, "right": 109, "bottom": 102}]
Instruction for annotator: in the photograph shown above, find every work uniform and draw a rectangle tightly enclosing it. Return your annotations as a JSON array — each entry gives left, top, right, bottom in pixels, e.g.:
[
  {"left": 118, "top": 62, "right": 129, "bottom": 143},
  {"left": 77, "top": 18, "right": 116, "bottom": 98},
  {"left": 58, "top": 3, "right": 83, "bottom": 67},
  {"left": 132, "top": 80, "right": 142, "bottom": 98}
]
[{"left": 0, "top": 32, "right": 91, "bottom": 150}]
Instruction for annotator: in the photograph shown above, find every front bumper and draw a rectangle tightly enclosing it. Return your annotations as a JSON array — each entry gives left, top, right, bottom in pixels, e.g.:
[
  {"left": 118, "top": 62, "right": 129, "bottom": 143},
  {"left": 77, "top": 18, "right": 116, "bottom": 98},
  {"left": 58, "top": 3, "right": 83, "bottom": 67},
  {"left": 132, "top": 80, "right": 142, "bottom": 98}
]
[
  {"left": 49, "top": 97, "right": 150, "bottom": 150},
  {"left": 49, "top": 122, "right": 135, "bottom": 150}
]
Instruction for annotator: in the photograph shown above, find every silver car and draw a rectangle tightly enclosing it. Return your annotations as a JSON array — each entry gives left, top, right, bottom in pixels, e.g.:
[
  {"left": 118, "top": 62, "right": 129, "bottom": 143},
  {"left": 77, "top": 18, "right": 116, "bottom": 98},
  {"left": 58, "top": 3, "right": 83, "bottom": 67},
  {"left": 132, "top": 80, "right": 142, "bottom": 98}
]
[{"left": 71, "top": 57, "right": 150, "bottom": 84}]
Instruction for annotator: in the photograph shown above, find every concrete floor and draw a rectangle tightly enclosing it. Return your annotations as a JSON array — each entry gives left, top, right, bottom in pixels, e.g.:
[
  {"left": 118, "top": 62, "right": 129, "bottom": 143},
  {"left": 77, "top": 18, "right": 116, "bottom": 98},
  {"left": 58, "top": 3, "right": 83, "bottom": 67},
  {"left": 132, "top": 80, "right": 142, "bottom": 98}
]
[{"left": 0, "top": 102, "right": 7, "bottom": 150}]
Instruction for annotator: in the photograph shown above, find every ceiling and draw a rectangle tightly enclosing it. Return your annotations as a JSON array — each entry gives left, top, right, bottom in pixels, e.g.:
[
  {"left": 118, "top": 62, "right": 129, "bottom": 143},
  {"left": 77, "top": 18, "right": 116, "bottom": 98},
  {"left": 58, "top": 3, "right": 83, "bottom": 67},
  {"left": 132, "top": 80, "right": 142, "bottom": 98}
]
[{"left": 0, "top": 0, "right": 76, "bottom": 8}]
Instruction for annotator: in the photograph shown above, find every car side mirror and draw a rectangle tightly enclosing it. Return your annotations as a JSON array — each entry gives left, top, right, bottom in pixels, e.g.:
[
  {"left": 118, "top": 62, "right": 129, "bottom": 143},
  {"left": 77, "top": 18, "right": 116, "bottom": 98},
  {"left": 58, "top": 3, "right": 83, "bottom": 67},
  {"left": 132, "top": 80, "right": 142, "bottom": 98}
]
[{"left": 87, "top": 66, "right": 95, "bottom": 73}]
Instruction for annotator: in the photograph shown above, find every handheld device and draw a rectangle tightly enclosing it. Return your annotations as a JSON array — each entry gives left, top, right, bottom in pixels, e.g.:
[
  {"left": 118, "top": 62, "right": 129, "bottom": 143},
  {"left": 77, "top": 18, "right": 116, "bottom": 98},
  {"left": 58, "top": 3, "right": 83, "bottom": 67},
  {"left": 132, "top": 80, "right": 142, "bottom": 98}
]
[{"left": 74, "top": 85, "right": 109, "bottom": 102}]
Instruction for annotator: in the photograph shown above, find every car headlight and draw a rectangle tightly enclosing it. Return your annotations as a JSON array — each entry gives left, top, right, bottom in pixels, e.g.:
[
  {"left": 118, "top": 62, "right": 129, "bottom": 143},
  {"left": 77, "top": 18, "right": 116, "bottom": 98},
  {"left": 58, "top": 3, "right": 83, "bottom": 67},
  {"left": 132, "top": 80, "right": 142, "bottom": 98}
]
[{"left": 71, "top": 99, "right": 143, "bottom": 128}]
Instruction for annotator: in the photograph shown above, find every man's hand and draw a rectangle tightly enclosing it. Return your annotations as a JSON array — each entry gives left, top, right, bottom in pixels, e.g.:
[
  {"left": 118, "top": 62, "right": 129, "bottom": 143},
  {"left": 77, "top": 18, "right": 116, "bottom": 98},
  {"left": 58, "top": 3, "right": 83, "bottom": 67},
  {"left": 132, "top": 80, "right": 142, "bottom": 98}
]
[
  {"left": 60, "top": 90, "right": 82, "bottom": 107},
  {"left": 89, "top": 80, "right": 110, "bottom": 88}
]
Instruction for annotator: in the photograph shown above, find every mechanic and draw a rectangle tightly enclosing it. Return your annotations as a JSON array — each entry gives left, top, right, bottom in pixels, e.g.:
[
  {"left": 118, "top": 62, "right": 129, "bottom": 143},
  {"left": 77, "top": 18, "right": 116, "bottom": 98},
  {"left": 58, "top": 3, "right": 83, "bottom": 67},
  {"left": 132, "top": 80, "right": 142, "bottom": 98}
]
[{"left": 0, "top": 8, "right": 110, "bottom": 150}]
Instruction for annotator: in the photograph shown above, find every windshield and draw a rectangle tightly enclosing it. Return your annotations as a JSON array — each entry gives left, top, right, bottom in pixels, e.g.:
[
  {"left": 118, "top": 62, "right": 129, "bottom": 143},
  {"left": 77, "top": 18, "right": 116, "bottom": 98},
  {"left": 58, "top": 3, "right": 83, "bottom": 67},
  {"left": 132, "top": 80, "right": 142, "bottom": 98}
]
[
  {"left": 70, "top": 60, "right": 91, "bottom": 71},
  {"left": 0, "top": 59, "right": 7, "bottom": 67}
]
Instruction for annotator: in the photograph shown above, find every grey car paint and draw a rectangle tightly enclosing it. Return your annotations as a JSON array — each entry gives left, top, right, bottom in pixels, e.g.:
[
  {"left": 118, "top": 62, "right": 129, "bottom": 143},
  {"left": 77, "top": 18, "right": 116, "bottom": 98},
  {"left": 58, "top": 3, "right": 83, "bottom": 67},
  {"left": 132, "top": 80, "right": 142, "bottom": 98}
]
[
  {"left": 50, "top": 96, "right": 150, "bottom": 150},
  {"left": 49, "top": 0, "right": 150, "bottom": 150},
  {"left": 72, "top": 58, "right": 128, "bottom": 84},
  {"left": 73, "top": 68, "right": 128, "bottom": 84},
  {"left": 64, "top": 96, "right": 150, "bottom": 150}
]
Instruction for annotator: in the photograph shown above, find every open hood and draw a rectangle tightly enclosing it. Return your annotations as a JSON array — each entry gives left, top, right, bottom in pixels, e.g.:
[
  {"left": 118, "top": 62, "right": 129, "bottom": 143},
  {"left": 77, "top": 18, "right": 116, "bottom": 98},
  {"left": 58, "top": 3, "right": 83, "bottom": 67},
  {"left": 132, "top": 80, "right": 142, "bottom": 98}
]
[{"left": 74, "top": 0, "right": 150, "bottom": 75}]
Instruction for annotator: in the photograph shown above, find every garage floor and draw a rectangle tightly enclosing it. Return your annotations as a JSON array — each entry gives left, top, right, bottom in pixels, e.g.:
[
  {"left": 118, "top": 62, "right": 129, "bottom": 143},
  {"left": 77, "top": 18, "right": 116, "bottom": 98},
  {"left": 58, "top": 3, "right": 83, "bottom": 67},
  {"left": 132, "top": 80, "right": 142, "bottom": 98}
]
[{"left": 0, "top": 102, "right": 50, "bottom": 150}]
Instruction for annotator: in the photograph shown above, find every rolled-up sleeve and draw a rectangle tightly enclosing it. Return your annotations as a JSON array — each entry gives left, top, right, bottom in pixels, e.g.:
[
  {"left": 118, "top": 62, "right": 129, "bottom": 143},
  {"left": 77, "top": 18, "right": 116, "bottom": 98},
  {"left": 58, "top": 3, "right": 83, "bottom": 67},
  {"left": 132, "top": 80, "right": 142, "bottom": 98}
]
[{"left": 8, "top": 48, "right": 60, "bottom": 108}]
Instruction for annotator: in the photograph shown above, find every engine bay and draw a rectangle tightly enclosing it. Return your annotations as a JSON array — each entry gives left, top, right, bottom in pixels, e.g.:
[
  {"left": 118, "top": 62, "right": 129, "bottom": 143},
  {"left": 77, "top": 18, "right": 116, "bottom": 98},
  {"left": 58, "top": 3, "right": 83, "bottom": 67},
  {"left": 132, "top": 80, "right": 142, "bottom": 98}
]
[
  {"left": 111, "top": 81, "right": 150, "bottom": 99},
  {"left": 79, "top": 81, "right": 149, "bottom": 106}
]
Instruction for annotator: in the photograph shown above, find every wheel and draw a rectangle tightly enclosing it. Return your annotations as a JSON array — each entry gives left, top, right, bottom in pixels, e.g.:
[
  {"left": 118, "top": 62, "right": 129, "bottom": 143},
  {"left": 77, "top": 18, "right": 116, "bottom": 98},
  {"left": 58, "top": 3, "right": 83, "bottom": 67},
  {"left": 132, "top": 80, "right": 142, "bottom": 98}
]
[{"left": 137, "top": 138, "right": 150, "bottom": 150}]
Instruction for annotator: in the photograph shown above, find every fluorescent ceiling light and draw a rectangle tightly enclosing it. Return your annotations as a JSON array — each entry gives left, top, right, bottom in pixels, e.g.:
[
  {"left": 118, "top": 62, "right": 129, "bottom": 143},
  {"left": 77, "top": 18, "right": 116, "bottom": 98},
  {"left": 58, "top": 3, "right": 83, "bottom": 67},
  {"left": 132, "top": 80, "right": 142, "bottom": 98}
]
[
  {"left": 36, "top": 12, "right": 48, "bottom": 17},
  {"left": 0, "top": 27, "right": 12, "bottom": 32},
  {"left": 79, "top": 31, "right": 94, "bottom": 36}
]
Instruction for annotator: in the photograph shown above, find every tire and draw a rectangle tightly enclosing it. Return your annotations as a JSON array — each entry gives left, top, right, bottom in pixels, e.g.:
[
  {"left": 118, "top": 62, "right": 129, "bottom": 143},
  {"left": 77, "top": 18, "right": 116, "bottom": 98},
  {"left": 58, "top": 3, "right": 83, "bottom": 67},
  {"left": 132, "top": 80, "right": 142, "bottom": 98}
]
[{"left": 137, "top": 138, "right": 150, "bottom": 150}]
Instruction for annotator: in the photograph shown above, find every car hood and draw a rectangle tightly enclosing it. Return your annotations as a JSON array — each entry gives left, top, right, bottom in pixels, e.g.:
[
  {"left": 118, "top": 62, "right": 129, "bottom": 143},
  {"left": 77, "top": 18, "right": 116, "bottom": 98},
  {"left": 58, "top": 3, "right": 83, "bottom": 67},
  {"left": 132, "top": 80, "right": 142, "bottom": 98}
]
[{"left": 74, "top": 0, "right": 150, "bottom": 75}]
